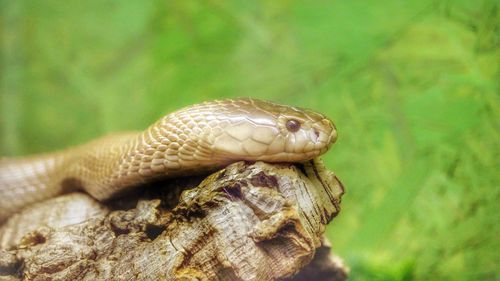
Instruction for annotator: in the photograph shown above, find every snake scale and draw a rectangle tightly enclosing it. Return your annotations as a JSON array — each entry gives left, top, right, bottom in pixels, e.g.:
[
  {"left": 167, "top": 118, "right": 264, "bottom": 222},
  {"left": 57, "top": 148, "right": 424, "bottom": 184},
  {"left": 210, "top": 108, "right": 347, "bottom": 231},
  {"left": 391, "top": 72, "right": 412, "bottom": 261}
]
[{"left": 0, "top": 98, "right": 337, "bottom": 221}]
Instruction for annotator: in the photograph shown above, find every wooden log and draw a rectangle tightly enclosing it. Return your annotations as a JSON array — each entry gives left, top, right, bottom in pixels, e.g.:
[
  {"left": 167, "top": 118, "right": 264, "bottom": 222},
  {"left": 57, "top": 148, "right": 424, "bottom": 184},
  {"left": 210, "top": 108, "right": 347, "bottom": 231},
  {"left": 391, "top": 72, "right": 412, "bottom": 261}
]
[{"left": 0, "top": 159, "right": 346, "bottom": 281}]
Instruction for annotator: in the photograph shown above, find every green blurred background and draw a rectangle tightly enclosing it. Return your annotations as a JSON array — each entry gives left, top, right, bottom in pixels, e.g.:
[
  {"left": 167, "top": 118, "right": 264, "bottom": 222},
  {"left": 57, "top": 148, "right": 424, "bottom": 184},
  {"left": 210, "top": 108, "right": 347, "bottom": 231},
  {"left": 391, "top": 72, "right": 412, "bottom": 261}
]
[{"left": 1, "top": 1, "right": 498, "bottom": 280}]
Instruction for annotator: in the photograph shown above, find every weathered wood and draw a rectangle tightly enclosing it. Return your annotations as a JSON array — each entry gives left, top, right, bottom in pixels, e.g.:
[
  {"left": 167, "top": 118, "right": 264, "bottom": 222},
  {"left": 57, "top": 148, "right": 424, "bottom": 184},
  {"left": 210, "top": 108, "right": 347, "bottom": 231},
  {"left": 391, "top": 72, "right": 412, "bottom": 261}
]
[
  {"left": 0, "top": 159, "right": 346, "bottom": 281},
  {"left": 287, "top": 237, "right": 348, "bottom": 281}
]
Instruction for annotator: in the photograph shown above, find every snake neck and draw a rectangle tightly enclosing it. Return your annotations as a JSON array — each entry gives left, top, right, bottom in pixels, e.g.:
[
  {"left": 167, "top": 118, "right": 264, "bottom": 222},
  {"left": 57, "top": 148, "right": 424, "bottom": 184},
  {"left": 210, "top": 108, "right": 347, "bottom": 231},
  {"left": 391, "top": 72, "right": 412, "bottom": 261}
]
[{"left": 74, "top": 126, "right": 220, "bottom": 200}]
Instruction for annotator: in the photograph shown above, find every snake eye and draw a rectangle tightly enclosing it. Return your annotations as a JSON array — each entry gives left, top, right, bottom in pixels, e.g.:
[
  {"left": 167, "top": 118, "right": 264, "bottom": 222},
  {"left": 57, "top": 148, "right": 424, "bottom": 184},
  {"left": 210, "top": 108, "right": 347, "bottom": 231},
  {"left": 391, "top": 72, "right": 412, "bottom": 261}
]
[{"left": 285, "top": 119, "right": 301, "bottom": 132}]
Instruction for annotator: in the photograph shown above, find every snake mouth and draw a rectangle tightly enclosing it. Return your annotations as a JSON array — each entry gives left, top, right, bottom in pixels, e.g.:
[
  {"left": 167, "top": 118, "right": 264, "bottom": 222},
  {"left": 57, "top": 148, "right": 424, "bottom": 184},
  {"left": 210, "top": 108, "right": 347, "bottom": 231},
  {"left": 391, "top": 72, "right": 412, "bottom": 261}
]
[{"left": 256, "top": 149, "right": 327, "bottom": 162}]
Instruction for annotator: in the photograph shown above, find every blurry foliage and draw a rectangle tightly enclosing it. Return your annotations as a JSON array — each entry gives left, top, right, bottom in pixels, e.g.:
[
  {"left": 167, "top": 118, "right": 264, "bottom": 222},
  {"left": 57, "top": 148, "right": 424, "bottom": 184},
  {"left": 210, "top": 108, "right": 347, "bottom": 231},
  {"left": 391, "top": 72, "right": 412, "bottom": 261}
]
[{"left": 1, "top": 0, "right": 498, "bottom": 280}]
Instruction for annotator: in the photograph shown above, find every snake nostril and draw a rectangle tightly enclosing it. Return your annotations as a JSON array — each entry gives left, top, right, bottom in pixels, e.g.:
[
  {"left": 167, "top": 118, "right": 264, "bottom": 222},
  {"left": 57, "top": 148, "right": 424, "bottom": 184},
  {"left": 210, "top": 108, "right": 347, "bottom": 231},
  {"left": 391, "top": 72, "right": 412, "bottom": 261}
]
[
  {"left": 310, "top": 128, "right": 320, "bottom": 142},
  {"left": 314, "top": 129, "right": 320, "bottom": 139}
]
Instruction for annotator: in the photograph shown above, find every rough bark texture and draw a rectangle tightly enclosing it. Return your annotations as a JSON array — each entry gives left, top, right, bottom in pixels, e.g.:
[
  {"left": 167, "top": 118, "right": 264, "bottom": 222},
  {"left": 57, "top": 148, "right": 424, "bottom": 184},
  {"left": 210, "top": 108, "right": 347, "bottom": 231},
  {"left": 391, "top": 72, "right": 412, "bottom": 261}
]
[{"left": 0, "top": 159, "right": 347, "bottom": 281}]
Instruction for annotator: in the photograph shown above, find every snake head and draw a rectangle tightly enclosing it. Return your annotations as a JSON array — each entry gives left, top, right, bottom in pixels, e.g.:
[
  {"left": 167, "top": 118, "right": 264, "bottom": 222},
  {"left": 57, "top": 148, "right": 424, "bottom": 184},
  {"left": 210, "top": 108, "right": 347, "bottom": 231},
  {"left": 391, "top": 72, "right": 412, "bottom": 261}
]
[{"left": 209, "top": 98, "right": 337, "bottom": 162}]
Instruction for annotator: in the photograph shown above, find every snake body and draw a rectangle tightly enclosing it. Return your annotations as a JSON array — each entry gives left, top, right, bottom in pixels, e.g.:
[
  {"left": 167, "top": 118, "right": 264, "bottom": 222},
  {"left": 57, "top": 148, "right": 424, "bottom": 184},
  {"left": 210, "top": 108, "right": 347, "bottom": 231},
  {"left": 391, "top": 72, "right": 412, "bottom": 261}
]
[{"left": 0, "top": 98, "right": 336, "bottom": 221}]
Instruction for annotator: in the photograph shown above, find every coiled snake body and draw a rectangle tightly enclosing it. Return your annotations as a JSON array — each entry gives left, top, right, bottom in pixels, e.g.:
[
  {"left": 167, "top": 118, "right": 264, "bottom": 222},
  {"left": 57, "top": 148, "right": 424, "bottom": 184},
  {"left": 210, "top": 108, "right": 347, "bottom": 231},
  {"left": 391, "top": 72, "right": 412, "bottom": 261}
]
[{"left": 0, "top": 98, "right": 336, "bottom": 221}]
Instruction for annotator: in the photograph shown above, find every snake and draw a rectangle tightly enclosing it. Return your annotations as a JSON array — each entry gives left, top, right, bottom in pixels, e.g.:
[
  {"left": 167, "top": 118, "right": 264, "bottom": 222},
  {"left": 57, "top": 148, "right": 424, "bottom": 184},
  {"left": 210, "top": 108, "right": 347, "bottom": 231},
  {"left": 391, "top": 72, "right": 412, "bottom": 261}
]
[{"left": 0, "top": 98, "right": 337, "bottom": 221}]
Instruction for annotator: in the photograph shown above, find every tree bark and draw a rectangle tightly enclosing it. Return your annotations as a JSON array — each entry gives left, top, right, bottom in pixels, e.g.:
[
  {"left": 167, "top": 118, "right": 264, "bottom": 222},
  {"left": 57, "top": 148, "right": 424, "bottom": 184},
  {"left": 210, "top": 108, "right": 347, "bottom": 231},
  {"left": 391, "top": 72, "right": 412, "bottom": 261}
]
[{"left": 0, "top": 159, "right": 346, "bottom": 281}]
